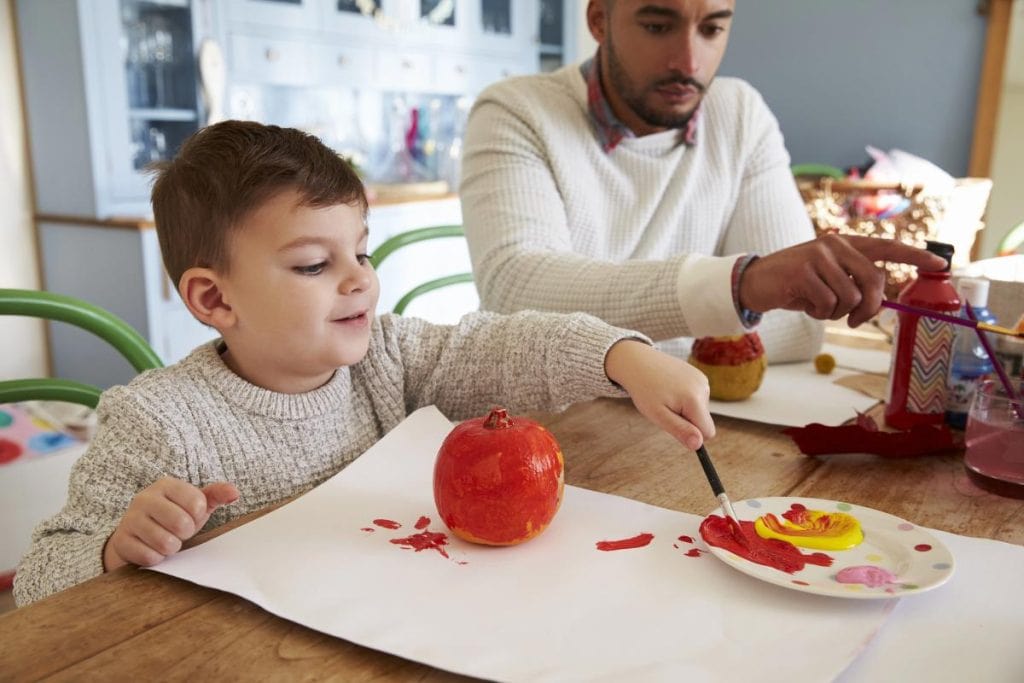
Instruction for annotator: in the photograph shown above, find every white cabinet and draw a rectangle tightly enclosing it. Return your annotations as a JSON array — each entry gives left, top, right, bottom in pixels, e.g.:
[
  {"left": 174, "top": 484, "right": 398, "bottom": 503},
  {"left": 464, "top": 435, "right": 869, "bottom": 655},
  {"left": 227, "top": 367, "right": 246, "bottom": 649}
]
[
  {"left": 16, "top": 0, "right": 210, "bottom": 219},
  {"left": 37, "top": 221, "right": 218, "bottom": 389},
  {"left": 226, "top": 0, "right": 321, "bottom": 29}
]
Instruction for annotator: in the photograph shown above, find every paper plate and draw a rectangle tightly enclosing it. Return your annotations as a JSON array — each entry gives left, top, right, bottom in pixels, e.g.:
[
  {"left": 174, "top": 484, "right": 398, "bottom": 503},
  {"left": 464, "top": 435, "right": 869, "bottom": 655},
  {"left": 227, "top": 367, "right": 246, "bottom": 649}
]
[{"left": 701, "top": 497, "right": 955, "bottom": 599}]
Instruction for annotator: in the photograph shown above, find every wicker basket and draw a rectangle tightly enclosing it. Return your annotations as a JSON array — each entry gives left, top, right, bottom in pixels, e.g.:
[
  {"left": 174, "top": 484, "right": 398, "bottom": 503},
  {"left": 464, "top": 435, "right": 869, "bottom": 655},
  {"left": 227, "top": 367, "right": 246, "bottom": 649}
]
[{"left": 798, "top": 177, "right": 992, "bottom": 299}]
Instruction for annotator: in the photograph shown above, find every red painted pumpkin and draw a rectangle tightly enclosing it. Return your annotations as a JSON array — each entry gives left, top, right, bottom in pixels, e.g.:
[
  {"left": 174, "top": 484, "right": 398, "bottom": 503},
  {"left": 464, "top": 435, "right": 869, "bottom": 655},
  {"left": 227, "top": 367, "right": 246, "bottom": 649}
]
[
  {"left": 689, "top": 332, "right": 767, "bottom": 401},
  {"left": 433, "top": 407, "right": 564, "bottom": 546}
]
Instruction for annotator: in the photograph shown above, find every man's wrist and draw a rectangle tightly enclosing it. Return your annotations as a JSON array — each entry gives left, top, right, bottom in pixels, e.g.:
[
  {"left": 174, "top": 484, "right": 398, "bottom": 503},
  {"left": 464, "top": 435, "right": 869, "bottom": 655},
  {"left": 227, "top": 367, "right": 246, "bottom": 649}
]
[{"left": 732, "top": 254, "right": 763, "bottom": 328}]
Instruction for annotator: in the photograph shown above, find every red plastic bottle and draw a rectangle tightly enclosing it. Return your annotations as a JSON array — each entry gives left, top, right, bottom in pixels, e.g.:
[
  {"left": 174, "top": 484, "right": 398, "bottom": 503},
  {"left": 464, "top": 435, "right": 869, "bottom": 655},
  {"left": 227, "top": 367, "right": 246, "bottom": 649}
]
[{"left": 885, "top": 241, "right": 961, "bottom": 429}]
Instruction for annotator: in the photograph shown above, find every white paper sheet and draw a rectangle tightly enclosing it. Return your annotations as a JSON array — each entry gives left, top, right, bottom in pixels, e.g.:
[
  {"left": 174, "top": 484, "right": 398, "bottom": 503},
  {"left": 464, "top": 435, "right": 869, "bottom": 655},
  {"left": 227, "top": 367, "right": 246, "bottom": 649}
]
[
  {"left": 821, "top": 342, "right": 892, "bottom": 376},
  {"left": 838, "top": 529, "right": 1024, "bottom": 682},
  {"left": 154, "top": 407, "right": 895, "bottom": 682},
  {"left": 709, "top": 362, "right": 879, "bottom": 427}
]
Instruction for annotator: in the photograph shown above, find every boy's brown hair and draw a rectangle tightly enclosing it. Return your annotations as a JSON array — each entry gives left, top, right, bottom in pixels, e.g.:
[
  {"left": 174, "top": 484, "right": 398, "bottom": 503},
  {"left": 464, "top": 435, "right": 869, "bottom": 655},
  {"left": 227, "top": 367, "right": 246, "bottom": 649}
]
[{"left": 151, "top": 120, "right": 368, "bottom": 288}]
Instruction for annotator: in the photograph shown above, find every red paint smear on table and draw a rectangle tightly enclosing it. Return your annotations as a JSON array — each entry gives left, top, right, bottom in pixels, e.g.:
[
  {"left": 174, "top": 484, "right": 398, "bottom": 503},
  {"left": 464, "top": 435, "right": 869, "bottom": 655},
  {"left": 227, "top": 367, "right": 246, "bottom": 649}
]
[
  {"left": 360, "top": 527, "right": 374, "bottom": 532},
  {"left": 414, "top": 515, "right": 431, "bottom": 530},
  {"left": 782, "top": 413, "right": 959, "bottom": 458},
  {"left": 373, "top": 518, "right": 401, "bottom": 529},
  {"left": 678, "top": 535, "right": 695, "bottom": 544},
  {"left": 390, "top": 530, "right": 451, "bottom": 558},
  {"left": 596, "top": 532, "right": 655, "bottom": 551},
  {"left": 700, "top": 515, "right": 833, "bottom": 574},
  {"left": 684, "top": 548, "right": 703, "bottom": 558}
]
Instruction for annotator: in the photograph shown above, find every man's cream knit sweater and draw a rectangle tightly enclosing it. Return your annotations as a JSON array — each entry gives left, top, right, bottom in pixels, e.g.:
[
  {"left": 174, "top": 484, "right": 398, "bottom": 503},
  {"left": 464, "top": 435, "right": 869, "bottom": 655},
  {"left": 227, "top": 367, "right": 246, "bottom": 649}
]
[
  {"left": 461, "top": 65, "right": 823, "bottom": 362},
  {"left": 15, "top": 311, "right": 640, "bottom": 605}
]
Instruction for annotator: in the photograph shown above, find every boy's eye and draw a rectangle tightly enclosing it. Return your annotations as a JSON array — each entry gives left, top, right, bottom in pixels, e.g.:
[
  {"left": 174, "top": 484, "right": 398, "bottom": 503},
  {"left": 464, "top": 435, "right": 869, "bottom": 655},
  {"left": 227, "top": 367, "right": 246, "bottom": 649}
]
[
  {"left": 294, "top": 262, "right": 327, "bottom": 276},
  {"left": 357, "top": 253, "right": 370, "bottom": 266},
  {"left": 700, "top": 23, "right": 726, "bottom": 38}
]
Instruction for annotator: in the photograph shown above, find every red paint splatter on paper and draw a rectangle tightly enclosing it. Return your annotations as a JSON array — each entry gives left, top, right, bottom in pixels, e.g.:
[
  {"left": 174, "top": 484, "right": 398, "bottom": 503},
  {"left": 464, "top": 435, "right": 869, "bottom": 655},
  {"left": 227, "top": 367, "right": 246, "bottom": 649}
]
[
  {"left": 596, "top": 532, "right": 654, "bottom": 551},
  {"left": 914, "top": 544, "right": 932, "bottom": 552},
  {"left": 390, "top": 531, "right": 451, "bottom": 558},
  {"left": 364, "top": 515, "right": 466, "bottom": 564},
  {"left": 700, "top": 515, "right": 833, "bottom": 574}
]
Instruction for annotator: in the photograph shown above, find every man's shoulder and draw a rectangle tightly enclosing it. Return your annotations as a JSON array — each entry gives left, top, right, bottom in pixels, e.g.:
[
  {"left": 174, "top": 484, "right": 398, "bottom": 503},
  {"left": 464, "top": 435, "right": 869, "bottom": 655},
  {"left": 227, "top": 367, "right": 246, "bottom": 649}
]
[{"left": 474, "top": 65, "right": 583, "bottom": 112}]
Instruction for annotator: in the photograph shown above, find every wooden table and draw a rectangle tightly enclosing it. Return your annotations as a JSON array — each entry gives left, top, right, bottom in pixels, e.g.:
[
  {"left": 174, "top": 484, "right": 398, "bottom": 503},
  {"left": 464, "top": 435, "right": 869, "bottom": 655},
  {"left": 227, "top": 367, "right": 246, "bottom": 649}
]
[{"left": 2, "top": 396, "right": 1022, "bottom": 680}]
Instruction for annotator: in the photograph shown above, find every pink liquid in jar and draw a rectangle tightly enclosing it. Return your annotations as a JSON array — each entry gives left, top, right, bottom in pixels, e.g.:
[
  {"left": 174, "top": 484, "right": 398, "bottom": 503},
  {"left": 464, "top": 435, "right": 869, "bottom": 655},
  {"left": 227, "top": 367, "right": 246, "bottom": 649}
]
[{"left": 964, "top": 381, "right": 1024, "bottom": 499}]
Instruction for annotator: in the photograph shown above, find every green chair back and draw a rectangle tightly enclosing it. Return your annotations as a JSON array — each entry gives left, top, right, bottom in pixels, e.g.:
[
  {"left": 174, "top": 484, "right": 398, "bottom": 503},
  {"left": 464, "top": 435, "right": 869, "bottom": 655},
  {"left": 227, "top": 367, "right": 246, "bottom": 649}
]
[
  {"left": 996, "top": 220, "right": 1024, "bottom": 256},
  {"left": 369, "top": 225, "right": 475, "bottom": 315},
  {"left": 0, "top": 288, "right": 164, "bottom": 408},
  {"left": 791, "top": 163, "right": 846, "bottom": 179}
]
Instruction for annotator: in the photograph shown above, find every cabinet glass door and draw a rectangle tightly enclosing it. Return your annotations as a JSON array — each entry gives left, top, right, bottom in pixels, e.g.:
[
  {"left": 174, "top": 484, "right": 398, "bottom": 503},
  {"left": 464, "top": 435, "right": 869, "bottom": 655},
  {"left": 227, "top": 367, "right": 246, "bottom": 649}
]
[
  {"left": 539, "top": 0, "right": 565, "bottom": 71},
  {"left": 321, "top": 0, "right": 383, "bottom": 32},
  {"left": 420, "top": 0, "right": 457, "bottom": 27},
  {"left": 480, "top": 0, "right": 511, "bottom": 36},
  {"left": 120, "top": 0, "right": 199, "bottom": 172}
]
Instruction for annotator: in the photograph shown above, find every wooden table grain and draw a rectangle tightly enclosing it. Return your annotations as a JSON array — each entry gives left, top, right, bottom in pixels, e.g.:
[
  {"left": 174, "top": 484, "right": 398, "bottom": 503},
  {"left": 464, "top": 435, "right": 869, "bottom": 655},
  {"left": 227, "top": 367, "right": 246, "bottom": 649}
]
[{"left": 2, "top": 395, "right": 1022, "bottom": 680}]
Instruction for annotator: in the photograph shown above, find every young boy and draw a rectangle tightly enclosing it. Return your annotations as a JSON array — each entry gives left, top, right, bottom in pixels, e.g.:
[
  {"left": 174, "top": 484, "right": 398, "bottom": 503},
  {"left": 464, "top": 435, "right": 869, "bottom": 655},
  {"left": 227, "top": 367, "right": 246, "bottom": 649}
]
[{"left": 14, "top": 121, "right": 714, "bottom": 606}]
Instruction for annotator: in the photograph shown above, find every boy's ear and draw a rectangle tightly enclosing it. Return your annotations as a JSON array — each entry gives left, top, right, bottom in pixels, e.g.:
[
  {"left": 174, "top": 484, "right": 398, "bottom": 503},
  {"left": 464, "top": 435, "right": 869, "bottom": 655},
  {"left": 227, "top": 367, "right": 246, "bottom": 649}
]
[{"left": 179, "top": 267, "right": 236, "bottom": 330}]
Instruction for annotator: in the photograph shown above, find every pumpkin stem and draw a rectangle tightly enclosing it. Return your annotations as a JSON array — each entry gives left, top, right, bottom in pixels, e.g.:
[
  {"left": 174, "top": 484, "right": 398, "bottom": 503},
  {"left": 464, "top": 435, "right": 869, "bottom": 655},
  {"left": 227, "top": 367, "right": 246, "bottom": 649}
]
[{"left": 483, "top": 407, "right": 512, "bottom": 430}]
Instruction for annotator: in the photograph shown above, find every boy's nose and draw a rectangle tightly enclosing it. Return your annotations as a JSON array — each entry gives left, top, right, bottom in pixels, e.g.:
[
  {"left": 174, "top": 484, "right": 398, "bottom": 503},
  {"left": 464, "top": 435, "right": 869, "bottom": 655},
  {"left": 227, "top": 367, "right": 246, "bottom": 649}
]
[{"left": 339, "top": 264, "right": 371, "bottom": 294}]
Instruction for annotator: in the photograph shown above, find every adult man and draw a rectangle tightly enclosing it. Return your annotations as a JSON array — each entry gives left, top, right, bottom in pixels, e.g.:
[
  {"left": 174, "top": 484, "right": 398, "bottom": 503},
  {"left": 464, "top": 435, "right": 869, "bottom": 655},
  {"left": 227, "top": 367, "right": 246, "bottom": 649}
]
[{"left": 459, "top": 0, "right": 944, "bottom": 362}]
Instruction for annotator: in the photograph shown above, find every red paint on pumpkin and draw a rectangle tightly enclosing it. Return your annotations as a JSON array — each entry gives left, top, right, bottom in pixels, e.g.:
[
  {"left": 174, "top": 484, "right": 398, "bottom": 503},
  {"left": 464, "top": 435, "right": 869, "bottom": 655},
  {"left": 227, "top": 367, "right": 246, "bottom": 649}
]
[
  {"left": 691, "top": 333, "right": 765, "bottom": 366},
  {"left": 700, "top": 515, "right": 833, "bottom": 574},
  {"left": 434, "top": 407, "right": 564, "bottom": 546},
  {"left": 373, "top": 519, "right": 401, "bottom": 529},
  {"left": 390, "top": 530, "right": 450, "bottom": 558},
  {"left": 596, "top": 532, "right": 655, "bottom": 551}
]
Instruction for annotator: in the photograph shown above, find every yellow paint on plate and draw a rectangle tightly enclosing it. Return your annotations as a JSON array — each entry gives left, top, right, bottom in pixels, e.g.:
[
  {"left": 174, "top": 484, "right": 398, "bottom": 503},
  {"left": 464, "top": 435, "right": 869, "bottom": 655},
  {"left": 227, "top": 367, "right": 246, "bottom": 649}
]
[{"left": 754, "top": 508, "right": 864, "bottom": 551}]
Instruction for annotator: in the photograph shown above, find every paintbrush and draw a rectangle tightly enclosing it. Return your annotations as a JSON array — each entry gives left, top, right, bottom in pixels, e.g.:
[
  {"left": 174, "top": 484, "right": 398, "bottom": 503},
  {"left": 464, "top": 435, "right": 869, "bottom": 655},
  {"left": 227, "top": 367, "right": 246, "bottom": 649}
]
[
  {"left": 882, "top": 300, "right": 1024, "bottom": 338},
  {"left": 695, "top": 445, "right": 745, "bottom": 542}
]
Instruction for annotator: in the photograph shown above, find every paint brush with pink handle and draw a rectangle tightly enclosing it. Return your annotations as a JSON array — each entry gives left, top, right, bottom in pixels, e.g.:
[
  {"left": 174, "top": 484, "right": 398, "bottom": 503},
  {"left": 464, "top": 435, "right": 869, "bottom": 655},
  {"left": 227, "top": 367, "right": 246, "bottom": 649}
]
[
  {"left": 881, "top": 300, "right": 1024, "bottom": 338},
  {"left": 696, "top": 445, "right": 746, "bottom": 544}
]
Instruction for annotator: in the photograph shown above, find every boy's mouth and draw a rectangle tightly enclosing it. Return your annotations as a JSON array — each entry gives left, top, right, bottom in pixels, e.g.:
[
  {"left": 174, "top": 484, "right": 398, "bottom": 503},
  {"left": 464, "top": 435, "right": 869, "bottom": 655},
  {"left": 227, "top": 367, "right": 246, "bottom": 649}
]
[{"left": 334, "top": 310, "right": 369, "bottom": 325}]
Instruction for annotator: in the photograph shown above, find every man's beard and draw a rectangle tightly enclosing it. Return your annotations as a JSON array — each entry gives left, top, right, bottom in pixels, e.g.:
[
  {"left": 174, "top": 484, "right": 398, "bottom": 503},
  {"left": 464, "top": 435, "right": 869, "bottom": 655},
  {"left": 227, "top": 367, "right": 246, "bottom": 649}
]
[{"left": 604, "top": 34, "right": 709, "bottom": 130}]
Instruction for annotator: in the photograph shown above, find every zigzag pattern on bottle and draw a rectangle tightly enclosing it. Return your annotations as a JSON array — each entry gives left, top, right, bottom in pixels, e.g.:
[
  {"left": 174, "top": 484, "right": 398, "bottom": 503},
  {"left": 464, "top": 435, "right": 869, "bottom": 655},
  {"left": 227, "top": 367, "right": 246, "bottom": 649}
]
[{"left": 907, "top": 317, "right": 953, "bottom": 413}]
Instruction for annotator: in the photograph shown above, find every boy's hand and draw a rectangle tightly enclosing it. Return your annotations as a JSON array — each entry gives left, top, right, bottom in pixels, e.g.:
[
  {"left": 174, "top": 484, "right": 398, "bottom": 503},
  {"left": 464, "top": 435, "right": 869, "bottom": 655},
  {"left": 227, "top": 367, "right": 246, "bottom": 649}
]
[
  {"left": 103, "top": 477, "right": 239, "bottom": 571},
  {"left": 605, "top": 340, "right": 715, "bottom": 451}
]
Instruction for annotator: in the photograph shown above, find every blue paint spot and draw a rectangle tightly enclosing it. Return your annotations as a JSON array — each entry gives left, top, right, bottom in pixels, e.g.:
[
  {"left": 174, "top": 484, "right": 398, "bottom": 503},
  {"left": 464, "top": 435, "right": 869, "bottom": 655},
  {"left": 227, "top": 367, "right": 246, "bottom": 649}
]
[
  {"left": 932, "top": 562, "right": 952, "bottom": 570},
  {"left": 746, "top": 500, "right": 762, "bottom": 508},
  {"left": 0, "top": 410, "right": 12, "bottom": 428},
  {"left": 28, "top": 432, "right": 77, "bottom": 454}
]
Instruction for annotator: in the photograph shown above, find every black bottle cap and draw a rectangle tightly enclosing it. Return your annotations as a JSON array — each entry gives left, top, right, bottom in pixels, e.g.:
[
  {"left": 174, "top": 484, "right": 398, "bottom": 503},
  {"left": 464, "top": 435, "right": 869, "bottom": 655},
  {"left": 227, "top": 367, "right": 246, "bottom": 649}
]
[{"left": 925, "top": 240, "right": 954, "bottom": 272}]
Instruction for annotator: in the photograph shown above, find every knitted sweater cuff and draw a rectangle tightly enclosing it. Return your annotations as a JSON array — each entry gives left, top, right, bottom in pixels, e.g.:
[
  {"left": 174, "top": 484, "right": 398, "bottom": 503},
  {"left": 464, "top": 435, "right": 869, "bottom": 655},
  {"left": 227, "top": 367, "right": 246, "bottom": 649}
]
[{"left": 555, "top": 314, "right": 650, "bottom": 400}]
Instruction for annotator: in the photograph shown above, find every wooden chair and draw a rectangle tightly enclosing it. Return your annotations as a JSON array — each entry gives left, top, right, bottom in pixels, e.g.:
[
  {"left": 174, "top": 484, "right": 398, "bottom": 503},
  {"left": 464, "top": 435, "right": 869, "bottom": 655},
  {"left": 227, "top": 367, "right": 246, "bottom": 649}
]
[
  {"left": 0, "top": 289, "right": 163, "bottom": 408},
  {"left": 369, "top": 225, "right": 475, "bottom": 315}
]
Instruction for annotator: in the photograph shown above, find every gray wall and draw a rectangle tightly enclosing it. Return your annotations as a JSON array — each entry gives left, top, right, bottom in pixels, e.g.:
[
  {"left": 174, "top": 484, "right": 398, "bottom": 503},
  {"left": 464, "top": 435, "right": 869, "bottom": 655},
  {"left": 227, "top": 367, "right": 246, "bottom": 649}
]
[{"left": 719, "top": 1, "right": 987, "bottom": 176}]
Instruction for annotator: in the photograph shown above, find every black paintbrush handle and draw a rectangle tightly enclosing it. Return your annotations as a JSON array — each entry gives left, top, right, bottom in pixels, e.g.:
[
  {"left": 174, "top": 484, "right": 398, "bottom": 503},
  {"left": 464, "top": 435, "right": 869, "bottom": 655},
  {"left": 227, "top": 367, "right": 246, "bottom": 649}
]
[{"left": 696, "top": 446, "right": 725, "bottom": 498}]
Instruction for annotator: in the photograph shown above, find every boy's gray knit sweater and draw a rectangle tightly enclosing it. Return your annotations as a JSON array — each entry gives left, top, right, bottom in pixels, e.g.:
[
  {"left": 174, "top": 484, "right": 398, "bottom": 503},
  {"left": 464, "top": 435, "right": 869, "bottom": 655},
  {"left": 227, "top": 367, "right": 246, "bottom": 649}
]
[{"left": 15, "top": 311, "right": 642, "bottom": 605}]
